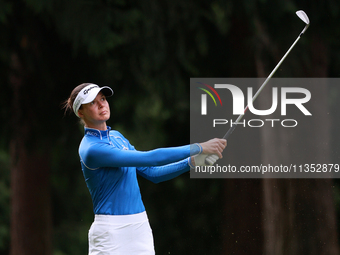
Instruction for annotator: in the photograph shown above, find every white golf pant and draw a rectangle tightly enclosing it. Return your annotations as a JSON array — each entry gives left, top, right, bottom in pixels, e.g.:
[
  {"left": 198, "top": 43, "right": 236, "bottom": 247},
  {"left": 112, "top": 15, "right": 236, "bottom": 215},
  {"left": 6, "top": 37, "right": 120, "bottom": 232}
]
[{"left": 88, "top": 211, "right": 155, "bottom": 255}]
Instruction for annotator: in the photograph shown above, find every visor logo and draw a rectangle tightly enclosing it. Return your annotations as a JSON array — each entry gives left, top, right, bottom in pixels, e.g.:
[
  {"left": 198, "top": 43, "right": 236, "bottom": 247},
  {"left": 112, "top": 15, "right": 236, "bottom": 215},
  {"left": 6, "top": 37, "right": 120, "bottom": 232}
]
[{"left": 83, "top": 85, "right": 97, "bottom": 95}]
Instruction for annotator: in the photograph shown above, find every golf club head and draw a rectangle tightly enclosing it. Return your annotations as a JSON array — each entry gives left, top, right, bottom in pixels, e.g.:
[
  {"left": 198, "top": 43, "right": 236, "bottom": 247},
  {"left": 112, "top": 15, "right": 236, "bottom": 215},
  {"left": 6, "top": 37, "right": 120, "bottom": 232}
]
[
  {"left": 296, "top": 10, "right": 310, "bottom": 35},
  {"left": 296, "top": 10, "right": 310, "bottom": 24}
]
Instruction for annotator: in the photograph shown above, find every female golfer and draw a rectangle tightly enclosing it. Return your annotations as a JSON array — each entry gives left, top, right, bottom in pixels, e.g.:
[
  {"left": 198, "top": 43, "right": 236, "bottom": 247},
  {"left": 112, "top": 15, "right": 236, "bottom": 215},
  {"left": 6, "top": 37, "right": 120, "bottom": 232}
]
[{"left": 64, "top": 83, "right": 226, "bottom": 254}]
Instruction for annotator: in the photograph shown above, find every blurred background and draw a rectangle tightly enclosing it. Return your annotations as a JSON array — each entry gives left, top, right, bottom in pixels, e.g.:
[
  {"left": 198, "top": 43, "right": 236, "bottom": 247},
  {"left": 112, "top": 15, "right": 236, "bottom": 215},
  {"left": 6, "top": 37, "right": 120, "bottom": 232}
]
[{"left": 1, "top": 0, "right": 340, "bottom": 254}]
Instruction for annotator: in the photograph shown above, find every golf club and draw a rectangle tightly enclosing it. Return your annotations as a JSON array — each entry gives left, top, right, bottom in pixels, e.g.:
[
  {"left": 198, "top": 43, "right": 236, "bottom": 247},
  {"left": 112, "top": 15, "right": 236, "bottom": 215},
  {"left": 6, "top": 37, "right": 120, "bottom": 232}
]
[{"left": 205, "top": 10, "right": 310, "bottom": 165}]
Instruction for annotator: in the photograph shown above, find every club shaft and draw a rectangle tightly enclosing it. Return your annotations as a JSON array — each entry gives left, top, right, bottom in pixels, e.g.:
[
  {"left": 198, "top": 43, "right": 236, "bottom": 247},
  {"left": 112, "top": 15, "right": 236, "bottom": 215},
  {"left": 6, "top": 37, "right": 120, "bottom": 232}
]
[
  {"left": 204, "top": 20, "right": 309, "bottom": 165},
  {"left": 222, "top": 28, "right": 305, "bottom": 140}
]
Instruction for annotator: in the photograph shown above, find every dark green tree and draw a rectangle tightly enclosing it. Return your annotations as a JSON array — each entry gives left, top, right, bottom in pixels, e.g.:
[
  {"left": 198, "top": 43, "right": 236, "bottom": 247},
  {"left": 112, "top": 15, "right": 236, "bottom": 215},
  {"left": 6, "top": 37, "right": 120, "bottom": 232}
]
[{"left": 1, "top": 0, "right": 340, "bottom": 254}]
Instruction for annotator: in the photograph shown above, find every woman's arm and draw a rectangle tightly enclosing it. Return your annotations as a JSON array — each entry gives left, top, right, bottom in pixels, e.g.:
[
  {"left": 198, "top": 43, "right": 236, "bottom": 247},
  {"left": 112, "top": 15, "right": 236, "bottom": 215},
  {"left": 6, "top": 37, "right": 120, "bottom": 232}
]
[
  {"left": 136, "top": 158, "right": 191, "bottom": 183},
  {"left": 81, "top": 143, "right": 200, "bottom": 169},
  {"left": 80, "top": 138, "right": 226, "bottom": 169}
]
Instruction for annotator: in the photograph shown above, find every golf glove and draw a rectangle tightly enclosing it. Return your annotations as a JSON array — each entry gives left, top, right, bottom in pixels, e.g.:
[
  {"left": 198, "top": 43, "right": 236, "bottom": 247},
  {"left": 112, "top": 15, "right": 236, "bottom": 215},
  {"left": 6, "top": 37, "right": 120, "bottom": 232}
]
[{"left": 194, "top": 154, "right": 219, "bottom": 166}]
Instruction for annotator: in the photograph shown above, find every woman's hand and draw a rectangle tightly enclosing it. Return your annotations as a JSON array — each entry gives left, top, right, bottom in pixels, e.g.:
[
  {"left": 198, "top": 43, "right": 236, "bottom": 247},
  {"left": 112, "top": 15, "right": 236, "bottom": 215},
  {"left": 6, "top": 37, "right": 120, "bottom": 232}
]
[{"left": 199, "top": 138, "right": 227, "bottom": 158}]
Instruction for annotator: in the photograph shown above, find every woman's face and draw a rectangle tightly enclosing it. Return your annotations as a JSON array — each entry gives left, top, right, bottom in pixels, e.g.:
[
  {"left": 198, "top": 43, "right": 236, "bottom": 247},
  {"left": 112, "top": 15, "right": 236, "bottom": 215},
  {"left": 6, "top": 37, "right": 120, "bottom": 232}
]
[{"left": 78, "top": 92, "right": 110, "bottom": 129}]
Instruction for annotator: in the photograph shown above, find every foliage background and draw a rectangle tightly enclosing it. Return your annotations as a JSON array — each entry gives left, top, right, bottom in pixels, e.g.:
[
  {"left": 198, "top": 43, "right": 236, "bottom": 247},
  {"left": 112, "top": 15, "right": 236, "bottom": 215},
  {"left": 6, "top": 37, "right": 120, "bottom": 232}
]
[{"left": 1, "top": 0, "right": 340, "bottom": 254}]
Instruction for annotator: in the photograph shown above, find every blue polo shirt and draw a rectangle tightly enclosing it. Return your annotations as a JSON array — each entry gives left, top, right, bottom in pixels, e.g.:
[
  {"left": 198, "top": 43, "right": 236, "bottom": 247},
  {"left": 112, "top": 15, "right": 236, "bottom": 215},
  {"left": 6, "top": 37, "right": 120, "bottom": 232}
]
[{"left": 79, "top": 126, "right": 200, "bottom": 215}]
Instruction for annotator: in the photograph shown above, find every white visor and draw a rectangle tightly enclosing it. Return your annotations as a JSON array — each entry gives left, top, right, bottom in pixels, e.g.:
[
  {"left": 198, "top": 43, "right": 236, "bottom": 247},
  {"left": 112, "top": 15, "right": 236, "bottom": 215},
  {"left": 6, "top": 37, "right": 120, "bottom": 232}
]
[{"left": 73, "top": 84, "right": 114, "bottom": 117}]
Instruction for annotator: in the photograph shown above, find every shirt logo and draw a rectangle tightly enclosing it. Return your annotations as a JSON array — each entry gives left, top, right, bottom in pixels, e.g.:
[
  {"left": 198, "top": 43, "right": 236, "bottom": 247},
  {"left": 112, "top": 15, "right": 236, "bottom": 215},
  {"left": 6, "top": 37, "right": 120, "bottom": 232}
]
[{"left": 86, "top": 131, "right": 99, "bottom": 137}]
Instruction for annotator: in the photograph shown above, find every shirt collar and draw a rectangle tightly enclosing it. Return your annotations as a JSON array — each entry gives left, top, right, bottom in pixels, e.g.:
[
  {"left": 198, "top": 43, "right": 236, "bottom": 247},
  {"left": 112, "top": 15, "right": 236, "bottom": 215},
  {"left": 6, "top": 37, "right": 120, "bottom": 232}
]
[{"left": 84, "top": 126, "right": 111, "bottom": 140}]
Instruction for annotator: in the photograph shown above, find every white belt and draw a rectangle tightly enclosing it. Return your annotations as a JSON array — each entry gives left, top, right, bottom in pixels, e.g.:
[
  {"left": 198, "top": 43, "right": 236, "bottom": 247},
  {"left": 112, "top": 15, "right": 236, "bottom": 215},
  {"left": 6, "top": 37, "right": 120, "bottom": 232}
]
[{"left": 94, "top": 211, "right": 148, "bottom": 225}]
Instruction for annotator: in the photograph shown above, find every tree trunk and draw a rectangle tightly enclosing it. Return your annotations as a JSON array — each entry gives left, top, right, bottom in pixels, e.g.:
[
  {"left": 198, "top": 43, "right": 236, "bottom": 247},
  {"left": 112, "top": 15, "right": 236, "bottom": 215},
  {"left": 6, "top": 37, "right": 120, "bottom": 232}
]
[
  {"left": 9, "top": 52, "right": 52, "bottom": 255},
  {"left": 222, "top": 179, "right": 263, "bottom": 254},
  {"left": 221, "top": 14, "right": 264, "bottom": 254},
  {"left": 257, "top": 32, "right": 339, "bottom": 255}
]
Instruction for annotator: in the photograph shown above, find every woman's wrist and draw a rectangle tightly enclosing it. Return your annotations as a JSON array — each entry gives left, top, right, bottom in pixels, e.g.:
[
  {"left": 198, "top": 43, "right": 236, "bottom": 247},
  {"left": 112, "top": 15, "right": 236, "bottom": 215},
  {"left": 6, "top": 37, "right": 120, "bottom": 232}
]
[
  {"left": 188, "top": 156, "right": 196, "bottom": 168},
  {"left": 190, "top": 143, "right": 203, "bottom": 156}
]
